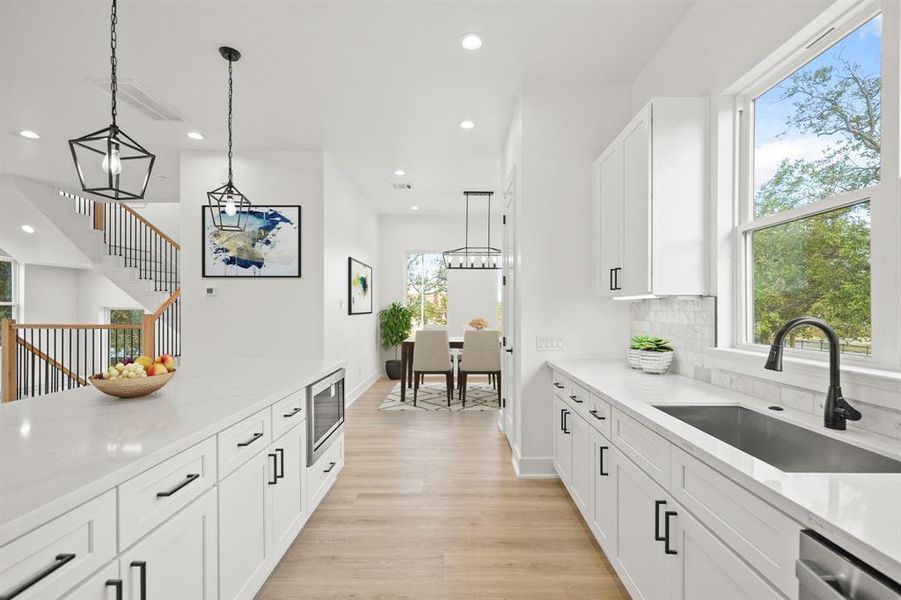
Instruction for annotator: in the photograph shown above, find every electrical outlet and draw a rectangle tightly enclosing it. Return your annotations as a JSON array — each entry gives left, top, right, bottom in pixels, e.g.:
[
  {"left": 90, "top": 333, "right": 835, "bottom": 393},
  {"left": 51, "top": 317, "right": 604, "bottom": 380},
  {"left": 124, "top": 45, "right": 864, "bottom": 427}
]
[{"left": 536, "top": 335, "right": 564, "bottom": 352}]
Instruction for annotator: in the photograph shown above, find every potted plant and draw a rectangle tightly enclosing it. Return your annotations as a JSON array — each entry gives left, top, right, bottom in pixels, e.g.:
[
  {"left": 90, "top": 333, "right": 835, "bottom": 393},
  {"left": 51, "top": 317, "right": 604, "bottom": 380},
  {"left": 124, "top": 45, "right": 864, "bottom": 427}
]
[
  {"left": 379, "top": 302, "right": 413, "bottom": 380},
  {"left": 631, "top": 335, "right": 675, "bottom": 374},
  {"left": 626, "top": 336, "right": 650, "bottom": 369}
]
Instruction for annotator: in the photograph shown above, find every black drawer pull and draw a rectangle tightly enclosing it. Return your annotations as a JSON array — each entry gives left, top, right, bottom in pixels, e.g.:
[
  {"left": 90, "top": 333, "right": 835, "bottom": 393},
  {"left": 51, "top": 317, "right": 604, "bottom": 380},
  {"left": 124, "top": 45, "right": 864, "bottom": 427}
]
[
  {"left": 237, "top": 432, "right": 263, "bottom": 447},
  {"left": 553, "top": 382, "right": 564, "bottom": 389},
  {"left": 323, "top": 461, "right": 337, "bottom": 473},
  {"left": 654, "top": 500, "right": 666, "bottom": 541},
  {"left": 283, "top": 406, "right": 302, "bottom": 418},
  {"left": 588, "top": 409, "right": 606, "bottom": 420},
  {"left": 599, "top": 446, "right": 608, "bottom": 477},
  {"left": 569, "top": 394, "right": 583, "bottom": 404},
  {"left": 130, "top": 561, "right": 147, "bottom": 600},
  {"left": 562, "top": 410, "right": 571, "bottom": 434},
  {"left": 0, "top": 553, "right": 75, "bottom": 600},
  {"left": 664, "top": 511, "right": 678, "bottom": 555},
  {"left": 268, "top": 453, "right": 279, "bottom": 485},
  {"left": 276, "top": 448, "right": 285, "bottom": 479},
  {"left": 559, "top": 408, "right": 567, "bottom": 432},
  {"left": 156, "top": 473, "right": 200, "bottom": 498},
  {"left": 105, "top": 579, "right": 124, "bottom": 600}
]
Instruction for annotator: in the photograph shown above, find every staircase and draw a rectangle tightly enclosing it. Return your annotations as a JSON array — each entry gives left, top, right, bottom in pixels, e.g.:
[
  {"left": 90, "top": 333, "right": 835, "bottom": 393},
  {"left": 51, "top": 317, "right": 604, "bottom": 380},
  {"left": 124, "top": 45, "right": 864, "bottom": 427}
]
[{"left": 1, "top": 178, "right": 181, "bottom": 401}]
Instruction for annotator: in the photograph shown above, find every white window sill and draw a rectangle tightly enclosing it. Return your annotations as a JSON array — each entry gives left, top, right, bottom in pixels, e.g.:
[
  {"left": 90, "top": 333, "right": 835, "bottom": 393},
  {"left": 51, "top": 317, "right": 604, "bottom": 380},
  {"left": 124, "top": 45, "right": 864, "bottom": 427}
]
[{"left": 703, "top": 347, "right": 901, "bottom": 411}]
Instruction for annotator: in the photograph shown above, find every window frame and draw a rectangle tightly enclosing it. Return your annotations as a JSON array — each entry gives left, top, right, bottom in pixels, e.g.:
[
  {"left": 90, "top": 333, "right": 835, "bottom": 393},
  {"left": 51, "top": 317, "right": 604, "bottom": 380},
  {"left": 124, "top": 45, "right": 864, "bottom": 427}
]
[
  {"left": 0, "top": 255, "right": 18, "bottom": 322},
  {"left": 731, "top": 1, "right": 900, "bottom": 371},
  {"left": 403, "top": 250, "right": 449, "bottom": 330}
]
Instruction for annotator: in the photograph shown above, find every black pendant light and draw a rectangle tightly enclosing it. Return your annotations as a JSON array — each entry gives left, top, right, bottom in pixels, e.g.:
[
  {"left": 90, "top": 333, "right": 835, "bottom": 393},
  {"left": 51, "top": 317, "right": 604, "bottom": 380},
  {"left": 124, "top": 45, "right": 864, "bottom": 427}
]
[
  {"left": 443, "top": 191, "right": 501, "bottom": 270},
  {"left": 207, "top": 46, "right": 252, "bottom": 232},
  {"left": 69, "top": 0, "right": 155, "bottom": 201}
]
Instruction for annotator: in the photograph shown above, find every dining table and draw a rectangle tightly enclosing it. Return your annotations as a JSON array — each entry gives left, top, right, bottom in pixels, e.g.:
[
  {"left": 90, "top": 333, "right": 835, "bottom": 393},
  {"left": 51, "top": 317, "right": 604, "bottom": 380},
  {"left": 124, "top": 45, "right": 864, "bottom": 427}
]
[{"left": 399, "top": 336, "right": 464, "bottom": 403}]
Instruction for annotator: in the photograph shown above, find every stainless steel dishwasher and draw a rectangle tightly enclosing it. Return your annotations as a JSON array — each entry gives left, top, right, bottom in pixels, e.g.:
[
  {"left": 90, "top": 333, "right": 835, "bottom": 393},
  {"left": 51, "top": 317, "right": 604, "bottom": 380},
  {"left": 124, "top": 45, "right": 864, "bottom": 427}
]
[{"left": 797, "top": 530, "right": 901, "bottom": 599}]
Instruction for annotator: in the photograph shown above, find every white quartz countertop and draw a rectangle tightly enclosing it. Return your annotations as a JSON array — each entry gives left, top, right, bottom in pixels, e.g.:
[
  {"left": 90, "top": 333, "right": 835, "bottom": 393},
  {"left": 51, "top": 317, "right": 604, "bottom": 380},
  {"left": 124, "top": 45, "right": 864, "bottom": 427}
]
[
  {"left": 547, "top": 359, "right": 901, "bottom": 583},
  {"left": 0, "top": 356, "right": 345, "bottom": 546}
]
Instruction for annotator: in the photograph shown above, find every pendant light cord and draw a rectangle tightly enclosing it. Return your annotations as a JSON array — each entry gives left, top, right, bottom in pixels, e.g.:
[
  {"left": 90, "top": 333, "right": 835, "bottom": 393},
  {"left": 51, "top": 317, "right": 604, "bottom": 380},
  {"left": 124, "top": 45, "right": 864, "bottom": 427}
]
[
  {"left": 227, "top": 57, "right": 234, "bottom": 185},
  {"left": 110, "top": 0, "right": 118, "bottom": 127}
]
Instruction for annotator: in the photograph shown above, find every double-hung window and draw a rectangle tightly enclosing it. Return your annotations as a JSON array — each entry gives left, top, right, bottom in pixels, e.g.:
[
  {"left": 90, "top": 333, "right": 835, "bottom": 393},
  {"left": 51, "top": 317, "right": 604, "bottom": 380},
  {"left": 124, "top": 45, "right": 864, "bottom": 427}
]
[
  {"left": 0, "top": 255, "right": 17, "bottom": 323},
  {"left": 735, "top": 4, "right": 899, "bottom": 370}
]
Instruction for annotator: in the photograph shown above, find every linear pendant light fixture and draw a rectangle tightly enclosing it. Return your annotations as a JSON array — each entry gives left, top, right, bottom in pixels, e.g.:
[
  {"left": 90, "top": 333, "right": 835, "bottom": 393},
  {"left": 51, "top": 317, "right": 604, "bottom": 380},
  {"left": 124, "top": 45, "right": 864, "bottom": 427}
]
[
  {"left": 207, "top": 46, "right": 252, "bottom": 231},
  {"left": 69, "top": 0, "right": 155, "bottom": 201},
  {"left": 443, "top": 191, "right": 501, "bottom": 270}
]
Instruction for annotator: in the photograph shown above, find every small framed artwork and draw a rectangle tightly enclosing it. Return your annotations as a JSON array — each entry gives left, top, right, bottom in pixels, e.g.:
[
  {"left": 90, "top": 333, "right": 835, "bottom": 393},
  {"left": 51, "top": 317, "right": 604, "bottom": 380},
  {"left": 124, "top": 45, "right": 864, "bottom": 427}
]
[
  {"left": 348, "top": 257, "right": 373, "bottom": 315},
  {"left": 202, "top": 205, "right": 301, "bottom": 277}
]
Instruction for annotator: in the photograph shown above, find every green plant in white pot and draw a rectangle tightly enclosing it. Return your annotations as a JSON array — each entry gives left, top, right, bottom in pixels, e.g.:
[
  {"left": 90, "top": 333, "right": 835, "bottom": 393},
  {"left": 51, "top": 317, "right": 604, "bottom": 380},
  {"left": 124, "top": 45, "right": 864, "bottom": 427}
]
[{"left": 631, "top": 336, "right": 674, "bottom": 374}]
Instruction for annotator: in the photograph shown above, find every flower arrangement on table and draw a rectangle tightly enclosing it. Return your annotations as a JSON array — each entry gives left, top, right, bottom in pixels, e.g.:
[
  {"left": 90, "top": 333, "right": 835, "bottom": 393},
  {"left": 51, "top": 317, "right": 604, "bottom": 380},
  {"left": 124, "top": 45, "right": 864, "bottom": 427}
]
[
  {"left": 469, "top": 317, "right": 489, "bottom": 330},
  {"left": 627, "top": 335, "right": 674, "bottom": 374}
]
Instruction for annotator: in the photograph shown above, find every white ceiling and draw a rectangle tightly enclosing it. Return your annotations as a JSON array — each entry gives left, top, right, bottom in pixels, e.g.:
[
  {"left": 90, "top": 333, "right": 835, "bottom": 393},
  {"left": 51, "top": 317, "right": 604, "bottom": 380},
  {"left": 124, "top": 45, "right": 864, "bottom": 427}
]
[{"left": 0, "top": 0, "right": 692, "bottom": 214}]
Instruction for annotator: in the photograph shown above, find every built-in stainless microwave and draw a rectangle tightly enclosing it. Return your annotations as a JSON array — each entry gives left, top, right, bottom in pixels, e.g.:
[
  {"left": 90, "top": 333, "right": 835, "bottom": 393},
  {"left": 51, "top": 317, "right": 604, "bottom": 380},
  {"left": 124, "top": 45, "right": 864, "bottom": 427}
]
[{"left": 306, "top": 369, "right": 345, "bottom": 466}]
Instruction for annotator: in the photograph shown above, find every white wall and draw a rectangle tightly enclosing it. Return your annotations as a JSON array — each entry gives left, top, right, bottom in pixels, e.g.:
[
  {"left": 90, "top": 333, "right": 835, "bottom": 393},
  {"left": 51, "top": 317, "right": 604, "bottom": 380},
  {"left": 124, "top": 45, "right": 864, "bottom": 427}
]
[
  {"left": 179, "top": 151, "right": 325, "bottom": 360},
  {"left": 503, "top": 82, "right": 633, "bottom": 474},
  {"left": 323, "top": 153, "right": 380, "bottom": 398},
  {"left": 19, "top": 265, "right": 79, "bottom": 323},
  {"left": 75, "top": 269, "right": 144, "bottom": 324},
  {"left": 446, "top": 269, "right": 498, "bottom": 334}
]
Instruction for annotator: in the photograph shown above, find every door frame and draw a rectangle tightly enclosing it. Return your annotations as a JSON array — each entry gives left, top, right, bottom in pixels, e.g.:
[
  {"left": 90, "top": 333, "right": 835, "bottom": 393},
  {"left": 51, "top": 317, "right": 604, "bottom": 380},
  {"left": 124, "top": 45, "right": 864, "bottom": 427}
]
[{"left": 500, "top": 167, "right": 517, "bottom": 450}]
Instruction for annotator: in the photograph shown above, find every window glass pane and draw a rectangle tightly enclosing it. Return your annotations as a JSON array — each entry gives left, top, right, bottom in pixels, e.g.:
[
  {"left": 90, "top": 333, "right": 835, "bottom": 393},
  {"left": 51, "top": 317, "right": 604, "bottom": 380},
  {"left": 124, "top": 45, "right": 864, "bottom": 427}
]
[
  {"left": 0, "top": 306, "right": 11, "bottom": 320},
  {"left": 109, "top": 308, "right": 144, "bottom": 362},
  {"left": 754, "top": 15, "right": 881, "bottom": 218},
  {"left": 0, "top": 261, "right": 11, "bottom": 303},
  {"left": 405, "top": 253, "right": 447, "bottom": 330},
  {"left": 752, "top": 201, "right": 871, "bottom": 356}
]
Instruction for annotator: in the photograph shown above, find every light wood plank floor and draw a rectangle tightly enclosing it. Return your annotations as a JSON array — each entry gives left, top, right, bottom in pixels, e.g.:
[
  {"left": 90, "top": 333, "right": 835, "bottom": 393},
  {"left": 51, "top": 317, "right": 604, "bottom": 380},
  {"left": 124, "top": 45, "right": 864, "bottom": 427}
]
[{"left": 257, "top": 377, "right": 629, "bottom": 599}]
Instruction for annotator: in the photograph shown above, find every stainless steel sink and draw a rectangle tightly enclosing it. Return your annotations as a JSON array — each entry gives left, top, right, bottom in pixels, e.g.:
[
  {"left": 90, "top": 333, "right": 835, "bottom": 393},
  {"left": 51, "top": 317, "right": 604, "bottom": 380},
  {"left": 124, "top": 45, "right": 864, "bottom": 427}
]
[{"left": 654, "top": 405, "right": 901, "bottom": 473}]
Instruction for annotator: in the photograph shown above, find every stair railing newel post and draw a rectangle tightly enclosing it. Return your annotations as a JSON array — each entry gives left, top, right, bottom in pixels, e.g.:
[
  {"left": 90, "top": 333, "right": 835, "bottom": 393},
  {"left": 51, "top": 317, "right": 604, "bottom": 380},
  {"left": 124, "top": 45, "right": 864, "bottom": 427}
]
[{"left": 1, "top": 318, "right": 16, "bottom": 402}]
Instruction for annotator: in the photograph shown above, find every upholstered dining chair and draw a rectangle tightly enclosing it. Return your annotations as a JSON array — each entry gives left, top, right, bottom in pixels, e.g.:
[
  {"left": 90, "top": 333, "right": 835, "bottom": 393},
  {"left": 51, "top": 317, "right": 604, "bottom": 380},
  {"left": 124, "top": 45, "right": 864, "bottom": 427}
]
[
  {"left": 412, "top": 329, "right": 454, "bottom": 406},
  {"left": 458, "top": 330, "right": 501, "bottom": 407}
]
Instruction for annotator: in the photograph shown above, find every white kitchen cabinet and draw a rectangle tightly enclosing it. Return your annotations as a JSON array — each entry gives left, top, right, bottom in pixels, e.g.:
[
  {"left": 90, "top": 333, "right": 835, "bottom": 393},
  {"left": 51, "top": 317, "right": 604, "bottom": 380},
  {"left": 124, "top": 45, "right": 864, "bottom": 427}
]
[
  {"left": 270, "top": 423, "right": 307, "bottom": 556},
  {"left": 119, "top": 487, "right": 218, "bottom": 600},
  {"left": 594, "top": 97, "right": 708, "bottom": 298},
  {"left": 218, "top": 449, "right": 273, "bottom": 600},
  {"left": 590, "top": 427, "right": 616, "bottom": 554},
  {"left": 553, "top": 396, "right": 573, "bottom": 485},
  {"left": 569, "top": 410, "right": 592, "bottom": 517}
]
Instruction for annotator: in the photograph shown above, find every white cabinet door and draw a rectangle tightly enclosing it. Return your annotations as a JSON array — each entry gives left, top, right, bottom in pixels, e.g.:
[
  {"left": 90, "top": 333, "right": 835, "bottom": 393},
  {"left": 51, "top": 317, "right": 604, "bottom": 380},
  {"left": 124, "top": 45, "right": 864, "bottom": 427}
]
[
  {"left": 218, "top": 449, "right": 273, "bottom": 600},
  {"left": 620, "top": 104, "right": 652, "bottom": 297},
  {"left": 615, "top": 454, "right": 676, "bottom": 600},
  {"left": 270, "top": 423, "right": 307, "bottom": 556},
  {"left": 590, "top": 428, "right": 616, "bottom": 554},
  {"left": 595, "top": 144, "right": 622, "bottom": 297},
  {"left": 553, "top": 397, "right": 572, "bottom": 484},
  {"left": 60, "top": 560, "right": 119, "bottom": 600},
  {"left": 569, "top": 411, "right": 592, "bottom": 516},
  {"left": 119, "top": 487, "right": 218, "bottom": 600},
  {"left": 672, "top": 509, "right": 782, "bottom": 600}
]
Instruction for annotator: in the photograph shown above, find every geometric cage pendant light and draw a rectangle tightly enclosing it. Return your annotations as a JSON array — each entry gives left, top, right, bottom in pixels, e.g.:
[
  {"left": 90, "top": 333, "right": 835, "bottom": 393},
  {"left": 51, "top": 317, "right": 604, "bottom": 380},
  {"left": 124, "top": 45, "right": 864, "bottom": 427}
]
[
  {"left": 68, "top": 0, "right": 155, "bottom": 201},
  {"left": 443, "top": 191, "right": 502, "bottom": 270},
  {"left": 207, "top": 46, "right": 252, "bottom": 231}
]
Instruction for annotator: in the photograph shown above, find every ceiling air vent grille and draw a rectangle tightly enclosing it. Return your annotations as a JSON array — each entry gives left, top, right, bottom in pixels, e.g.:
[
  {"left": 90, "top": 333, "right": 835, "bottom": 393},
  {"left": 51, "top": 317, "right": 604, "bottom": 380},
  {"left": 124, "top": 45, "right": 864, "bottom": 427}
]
[
  {"left": 89, "top": 78, "right": 187, "bottom": 122},
  {"left": 391, "top": 183, "right": 413, "bottom": 190}
]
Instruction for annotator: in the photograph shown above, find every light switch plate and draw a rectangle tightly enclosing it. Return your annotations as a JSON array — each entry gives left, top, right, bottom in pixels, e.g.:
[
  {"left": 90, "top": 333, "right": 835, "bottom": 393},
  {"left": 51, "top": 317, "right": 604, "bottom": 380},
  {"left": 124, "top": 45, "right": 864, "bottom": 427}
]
[{"left": 536, "top": 335, "right": 564, "bottom": 352}]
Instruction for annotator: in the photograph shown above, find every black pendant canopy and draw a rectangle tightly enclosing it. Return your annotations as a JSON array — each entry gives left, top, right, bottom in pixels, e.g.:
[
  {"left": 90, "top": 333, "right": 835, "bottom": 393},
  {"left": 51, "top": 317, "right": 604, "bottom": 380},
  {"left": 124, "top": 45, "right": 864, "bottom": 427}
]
[
  {"left": 69, "top": 0, "right": 155, "bottom": 201},
  {"left": 443, "top": 191, "right": 501, "bottom": 270},
  {"left": 207, "top": 46, "right": 252, "bottom": 232}
]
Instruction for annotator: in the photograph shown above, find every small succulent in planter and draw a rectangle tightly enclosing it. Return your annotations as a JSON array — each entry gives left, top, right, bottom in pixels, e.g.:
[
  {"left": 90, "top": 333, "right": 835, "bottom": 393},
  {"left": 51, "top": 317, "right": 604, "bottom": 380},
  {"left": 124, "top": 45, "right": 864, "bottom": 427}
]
[{"left": 628, "top": 335, "right": 675, "bottom": 374}]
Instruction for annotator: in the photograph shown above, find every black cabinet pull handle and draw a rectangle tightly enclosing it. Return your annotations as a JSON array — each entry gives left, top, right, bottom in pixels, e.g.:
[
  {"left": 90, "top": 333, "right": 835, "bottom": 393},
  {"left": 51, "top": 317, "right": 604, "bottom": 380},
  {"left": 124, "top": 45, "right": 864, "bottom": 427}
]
[
  {"left": 237, "top": 431, "right": 263, "bottom": 447},
  {"left": 553, "top": 382, "right": 564, "bottom": 389},
  {"left": 664, "top": 511, "right": 678, "bottom": 555},
  {"left": 588, "top": 409, "right": 606, "bottom": 420},
  {"left": 283, "top": 406, "right": 302, "bottom": 418},
  {"left": 569, "top": 394, "right": 583, "bottom": 404},
  {"left": 130, "top": 561, "right": 147, "bottom": 600},
  {"left": 275, "top": 448, "right": 285, "bottom": 479},
  {"left": 562, "top": 410, "right": 571, "bottom": 434},
  {"left": 0, "top": 553, "right": 75, "bottom": 600},
  {"left": 599, "top": 446, "right": 608, "bottom": 477},
  {"left": 156, "top": 473, "right": 200, "bottom": 498},
  {"left": 268, "top": 453, "right": 278, "bottom": 485},
  {"left": 609, "top": 268, "right": 615, "bottom": 291},
  {"left": 654, "top": 500, "right": 667, "bottom": 541},
  {"left": 105, "top": 579, "right": 124, "bottom": 600},
  {"left": 613, "top": 267, "right": 622, "bottom": 291},
  {"left": 559, "top": 408, "right": 566, "bottom": 432},
  {"left": 323, "top": 461, "right": 337, "bottom": 473}
]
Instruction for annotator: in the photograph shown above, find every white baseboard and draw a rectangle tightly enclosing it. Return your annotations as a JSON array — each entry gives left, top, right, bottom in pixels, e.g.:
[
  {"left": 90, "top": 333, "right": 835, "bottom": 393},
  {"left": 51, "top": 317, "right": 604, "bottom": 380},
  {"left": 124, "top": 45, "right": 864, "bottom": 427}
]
[
  {"left": 346, "top": 371, "right": 380, "bottom": 407},
  {"left": 511, "top": 447, "right": 557, "bottom": 478}
]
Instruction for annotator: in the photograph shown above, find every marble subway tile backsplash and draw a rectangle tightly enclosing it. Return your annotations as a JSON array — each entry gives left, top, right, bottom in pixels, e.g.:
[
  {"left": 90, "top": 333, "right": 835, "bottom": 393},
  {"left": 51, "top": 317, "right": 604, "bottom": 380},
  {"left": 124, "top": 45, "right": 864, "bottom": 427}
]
[{"left": 630, "top": 297, "right": 901, "bottom": 441}]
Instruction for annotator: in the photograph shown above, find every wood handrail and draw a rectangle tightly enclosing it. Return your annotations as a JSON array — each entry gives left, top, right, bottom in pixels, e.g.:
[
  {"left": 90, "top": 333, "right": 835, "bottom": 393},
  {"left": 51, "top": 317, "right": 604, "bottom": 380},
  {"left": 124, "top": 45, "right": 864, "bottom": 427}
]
[
  {"left": 118, "top": 202, "right": 181, "bottom": 250},
  {"left": 16, "top": 336, "right": 88, "bottom": 386},
  {"left": 11, "top": 323, "right": 141, "bottom": 330},
  {"left": 152, "top": 289, "right": 182, "bottom": 319}
]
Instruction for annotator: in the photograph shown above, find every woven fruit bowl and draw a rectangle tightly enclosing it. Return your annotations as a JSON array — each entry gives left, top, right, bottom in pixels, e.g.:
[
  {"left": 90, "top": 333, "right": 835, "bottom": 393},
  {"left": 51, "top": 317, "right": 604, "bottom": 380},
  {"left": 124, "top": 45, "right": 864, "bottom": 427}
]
[{"left": 89, "top": 370, "right": 176, "bottom": 399}]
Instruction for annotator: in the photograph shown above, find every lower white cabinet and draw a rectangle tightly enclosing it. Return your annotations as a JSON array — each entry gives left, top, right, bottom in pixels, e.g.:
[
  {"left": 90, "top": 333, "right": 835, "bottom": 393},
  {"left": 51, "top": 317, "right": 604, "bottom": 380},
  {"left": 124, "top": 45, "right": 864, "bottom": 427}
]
[
  {"left": 553, "top": 396, "right": 572, "bottom": 484},
  {"left": 590, "top": 427, "right": 616, "bottom": 553},
  {"left": 60, "top": 561, "right": 119, "bottom": 600},
  {"left": 118, "top": 486, "right": 218, "bottom": 600},
  {"left": 569, "top": 411, "right": 592, "bottom": 516},
  {"left": 270, "top": 424, "right": 307, "bottom": 556}
]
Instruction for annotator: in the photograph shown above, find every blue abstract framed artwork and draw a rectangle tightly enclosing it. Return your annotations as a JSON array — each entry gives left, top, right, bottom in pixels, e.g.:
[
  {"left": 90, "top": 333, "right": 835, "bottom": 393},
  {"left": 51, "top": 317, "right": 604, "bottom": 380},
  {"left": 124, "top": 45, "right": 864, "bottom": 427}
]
[
  {"left": 348, "top": 257, "right": 373, "bottom": 315},
  {"left": 202, "top": 205, "right": 301, "bottom": 277}
]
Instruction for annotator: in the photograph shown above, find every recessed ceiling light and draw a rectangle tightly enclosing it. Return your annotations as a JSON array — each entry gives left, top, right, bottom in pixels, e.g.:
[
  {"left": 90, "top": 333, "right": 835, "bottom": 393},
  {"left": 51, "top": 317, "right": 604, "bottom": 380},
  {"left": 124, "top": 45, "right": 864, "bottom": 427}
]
[
  {"left": 21, "top": 224, "right": 35, "bottom": 234},
  {"left": 187, "top": 131, "right": 204, "bottom": 140},
  {"left": 410, "top": 206, "right": 420, "bottom": 211},
  {"left": 394, "top": 169, "right": 406, "bottom": 176},
  {"left": 461, "top": 34, "right": 484, "bottom": 50},
  {"left": 460, "top": 120, "right": 475, "bottom": 130},
  {"left": 19, "top": 130, "right": 40, "bottom": 139}
]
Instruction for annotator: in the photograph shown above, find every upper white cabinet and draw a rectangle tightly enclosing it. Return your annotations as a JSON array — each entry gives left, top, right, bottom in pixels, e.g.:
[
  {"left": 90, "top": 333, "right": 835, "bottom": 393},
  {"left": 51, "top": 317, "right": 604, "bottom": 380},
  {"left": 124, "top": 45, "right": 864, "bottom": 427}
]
[{"left": 594, "top": 98, "right": 708, "bottom": 299}]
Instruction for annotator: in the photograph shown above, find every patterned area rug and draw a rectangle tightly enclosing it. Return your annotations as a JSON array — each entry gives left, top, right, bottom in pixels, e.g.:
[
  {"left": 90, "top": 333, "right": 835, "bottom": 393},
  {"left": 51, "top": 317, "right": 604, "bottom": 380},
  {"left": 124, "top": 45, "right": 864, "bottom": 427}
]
[{"left": 379, "top": 381, "right": 500, "bottom": 411}]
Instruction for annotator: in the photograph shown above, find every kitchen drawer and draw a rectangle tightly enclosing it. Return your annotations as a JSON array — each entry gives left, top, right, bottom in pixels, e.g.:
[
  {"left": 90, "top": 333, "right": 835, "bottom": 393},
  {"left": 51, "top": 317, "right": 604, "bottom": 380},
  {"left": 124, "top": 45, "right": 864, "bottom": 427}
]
[
  {"left": 60, "top": 559, "right": 119, "bottom": 600},
  {"left": 307, "top": 434, "right": 344, "bottom": 511},
  {"left": 218, "top": 408, "right": 272, "bottom": 480},
  {"left": 272, "top": 389, "right": 305, "bottom": 442},
  {"left": 586, "top": 393, "right": 612, "bottom": 438},
  {"left": 670, "top": 447, "right": 801, "bottom": 599},
  {"left": 0, "top": 490, "right": 116, "bottom": 600},
  {"left": 612, "top": 409, "right": 670, "bottom": 488},
  {"left": 118, "top": 436, "right": 217, "bottom": 550},
  {"left": 551, "top": 371, "right": 568, "bottom": 398},
  {"left": 567, "top": 382, "right": 591, "bottom": 419}
]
